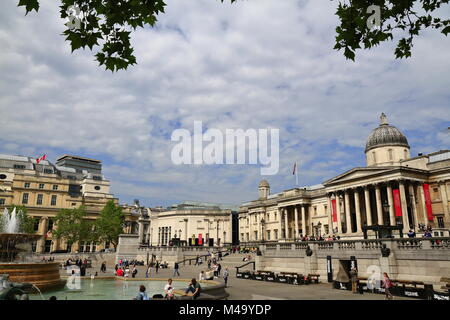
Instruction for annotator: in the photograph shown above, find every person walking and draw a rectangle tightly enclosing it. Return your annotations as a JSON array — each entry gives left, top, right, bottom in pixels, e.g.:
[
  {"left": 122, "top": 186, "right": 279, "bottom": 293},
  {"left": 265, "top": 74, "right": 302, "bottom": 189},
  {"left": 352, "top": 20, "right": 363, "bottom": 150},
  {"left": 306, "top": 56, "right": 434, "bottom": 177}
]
[
  {"left": 382, "top": 272, "right": 394, "bottom": 300},
  {"left": 173, "top": 262, "right": 180, "bottom": 277},
  {"left": 223, "top": 267, "right": 229, "bottom": 287},
  {"left": 155, "top": 261, "right": 160, "bottom": 274},
  {"left": 350, "top": 267, "right": 358, "bottom": 294}
]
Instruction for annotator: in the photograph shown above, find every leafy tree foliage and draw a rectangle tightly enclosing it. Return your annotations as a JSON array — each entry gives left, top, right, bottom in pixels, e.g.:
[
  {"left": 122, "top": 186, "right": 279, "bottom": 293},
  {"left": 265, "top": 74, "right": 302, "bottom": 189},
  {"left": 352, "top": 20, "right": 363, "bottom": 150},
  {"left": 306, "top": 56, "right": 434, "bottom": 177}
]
[
  {"left": 16, "top": 0, "right": 450, "bottom": 69},
  {"left": 335, "top": 0, "right": 450, "bottom": 60},
  {"left": 94, "top": 200, "right": 125, "bottom": 249},
  {"left": 52, "top": 205, "right": 94, "bottom": 246}
]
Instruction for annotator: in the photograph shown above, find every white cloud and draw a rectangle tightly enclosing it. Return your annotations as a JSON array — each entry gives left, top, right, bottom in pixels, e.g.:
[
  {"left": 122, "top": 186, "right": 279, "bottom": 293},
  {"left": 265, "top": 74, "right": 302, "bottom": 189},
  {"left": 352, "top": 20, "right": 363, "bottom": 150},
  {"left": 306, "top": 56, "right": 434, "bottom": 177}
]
[{"left": 0, "top": 0, "right": 449, "bottom": 206}]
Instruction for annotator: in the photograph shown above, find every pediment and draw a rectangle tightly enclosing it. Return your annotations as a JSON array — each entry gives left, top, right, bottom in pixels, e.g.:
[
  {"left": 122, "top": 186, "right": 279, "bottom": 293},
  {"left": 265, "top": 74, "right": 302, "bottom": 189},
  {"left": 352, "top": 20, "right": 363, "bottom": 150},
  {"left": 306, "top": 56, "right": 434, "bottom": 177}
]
[{"left": 323, "top": 167, "right": 395, "bottom": 186}]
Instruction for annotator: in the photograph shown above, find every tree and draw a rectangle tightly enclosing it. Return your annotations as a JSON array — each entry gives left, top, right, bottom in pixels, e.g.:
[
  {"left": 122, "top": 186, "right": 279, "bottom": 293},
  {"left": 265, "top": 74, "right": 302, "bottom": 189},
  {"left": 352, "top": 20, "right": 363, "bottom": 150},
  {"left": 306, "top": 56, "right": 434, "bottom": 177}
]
[
  {"left": 15, "top": 1, "right": 450, "bottom": 69},
  {"left": 52, "top": 205, "right": 94, "bottom": 248},
  {"left": 95, "top": 200, "right": 125, "bottom": 250},
  {"left": 334, "top": 0, "right": 450, "bottom": 61}
]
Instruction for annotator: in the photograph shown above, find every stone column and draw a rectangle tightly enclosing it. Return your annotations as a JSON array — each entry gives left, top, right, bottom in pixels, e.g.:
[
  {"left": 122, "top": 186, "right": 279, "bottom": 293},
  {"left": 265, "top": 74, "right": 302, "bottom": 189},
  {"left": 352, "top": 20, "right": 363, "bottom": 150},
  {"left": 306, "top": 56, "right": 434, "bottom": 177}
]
[
  {"left": 344, "top": 190, "right": 351, "bottom": 233},
  {"left": 277, "top": 208, "right": 282, "bottom": 240},
  {"left": 301, "top": 205, "right": 306, "bottom": 236},
  {"left": 294, "top": 206, "right": 299, "bottom": 239},
  {"left": 327, "top": 195, "right": 333, "bottom": 235},
  {"left": 335, "top": 192, "right": 342, "bottom": 234},
  {"left": 375, "top": 184, "right": 383, "bottom": 225},
  {"left": 439, "top": 181, "right": 449, "bottom": 219},
  {"left": 364, "top": 186, "right": 373, "bottom": 227},
  {"left": 386, "top": 183, "right": 396, "bottom": 226},
  {"left": 37, "top": 217, "right": 48, "bottom": 253},
  {"left": 354, "top": 188, "right": 362, "bottom": 233},
  {"left": 399, "top": 180, "right": 410, "bottom": 233},
  {"left": 418, "top": 184, "right": 429, "bottom": 226},
  {"left": 284, "top": 208, "right": 289, "bottom": 240},
  {"left": 408, "top": 183, "right": 419, "bottom": 230},
  {"left": 138, "top": 219, "right": 145, "bottom": 244}
]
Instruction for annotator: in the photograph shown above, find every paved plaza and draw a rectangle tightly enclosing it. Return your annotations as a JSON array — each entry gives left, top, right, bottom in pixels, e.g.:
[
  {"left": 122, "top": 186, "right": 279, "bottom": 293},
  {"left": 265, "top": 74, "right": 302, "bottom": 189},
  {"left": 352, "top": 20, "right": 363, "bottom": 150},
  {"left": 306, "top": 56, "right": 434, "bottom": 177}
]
[{"left": 60, "top": 253, "right": 411, "bottom": 300}]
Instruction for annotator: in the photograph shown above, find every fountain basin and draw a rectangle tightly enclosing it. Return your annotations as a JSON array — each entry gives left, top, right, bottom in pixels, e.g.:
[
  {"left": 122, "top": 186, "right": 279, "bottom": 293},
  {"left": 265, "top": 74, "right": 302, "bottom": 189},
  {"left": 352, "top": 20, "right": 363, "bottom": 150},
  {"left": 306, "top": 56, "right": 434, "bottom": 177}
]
[{"left": 0, "top": 262, "right": 65, "bottom": 292}]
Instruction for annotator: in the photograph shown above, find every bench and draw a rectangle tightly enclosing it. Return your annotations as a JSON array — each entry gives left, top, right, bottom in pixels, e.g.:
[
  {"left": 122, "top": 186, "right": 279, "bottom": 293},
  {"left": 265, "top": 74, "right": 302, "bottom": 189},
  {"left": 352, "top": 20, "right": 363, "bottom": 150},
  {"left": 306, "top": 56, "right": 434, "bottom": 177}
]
[{"left": 308, "top": 274, "right": 320, "bottom": 284}]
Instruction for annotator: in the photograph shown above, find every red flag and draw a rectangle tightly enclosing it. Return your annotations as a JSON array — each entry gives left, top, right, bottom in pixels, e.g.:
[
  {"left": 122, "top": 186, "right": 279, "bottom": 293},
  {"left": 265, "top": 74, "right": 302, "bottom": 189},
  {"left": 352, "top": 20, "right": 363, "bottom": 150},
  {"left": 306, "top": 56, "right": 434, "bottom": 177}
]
[
  {"left": 36, "top": 154, "right": 47, "bottom": 164},
  {"left": 423, "top": 184, "right": 434, "bottom": 221}
]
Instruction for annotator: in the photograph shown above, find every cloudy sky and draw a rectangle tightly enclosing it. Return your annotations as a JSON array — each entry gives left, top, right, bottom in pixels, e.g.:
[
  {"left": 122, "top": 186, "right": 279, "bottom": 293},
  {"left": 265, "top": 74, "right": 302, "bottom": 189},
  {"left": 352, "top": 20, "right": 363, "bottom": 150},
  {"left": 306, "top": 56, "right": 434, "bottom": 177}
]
[{"left": 0, "top": 0, "right": 449, "bottom": 207}]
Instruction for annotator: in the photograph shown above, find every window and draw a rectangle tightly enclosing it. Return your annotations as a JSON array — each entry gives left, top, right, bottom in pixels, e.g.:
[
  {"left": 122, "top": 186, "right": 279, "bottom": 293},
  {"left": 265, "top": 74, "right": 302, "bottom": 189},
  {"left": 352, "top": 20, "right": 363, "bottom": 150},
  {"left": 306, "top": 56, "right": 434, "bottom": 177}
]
[
  {"left": 36, "top": 194, "right": 43, "bottom": 205},
  {"left": 39, "top": 183, "right": 45, "bottom": 189},
  {"left": 94, "top": 186, "right": 101, "bottom": 191},
  {"left": 388, "top": 149, "right": 393, "bottom": 161},
  {"left": 314, "top": 206, "right": 317, "bottom": 216},
  {"left": 267, "top": 230, "right": 271, "bottom": 240},
  {"left": 67, "top": 175, "right": 76, "bottom": 180},
  {"left": 404, "top": 149, "right": 408, "bottom": 159},
  {"left": 0, "top": 174, "right": 7, "bottom": 179},
  {"left": 14, "top": 164, "right": 26, "bottom": 169},
  {"left": 437, "top": 217, "right": 445, "bottom": 228},
  {"left": 52, "top": 185, "right": 58, "bottom": 190},
  {"left": 274, "top": 213, "right": 277, "bottom": 221},
  {"left": 43, "top": 169, "right": 53, "bottom": 174},
  {"left": 93, "top": 175, "right": 102, "bottom": 181},
  {"left": 372, "top": 152, "right": 377, "bottom": 163},
  {"left": 274, "top": 229, "right": 278, "bottom": 240},
  {"left": 0, "top": 198, "right": 5, "bottom": 205},
  {"left": 24, "top": 182, "right": 30, "bottom": 188},
  {"left": 47, "top": 219, "right": 53, "bottom": 232},
  {"left": 324, "top": 224, "right": 329, "bottom": 235},
  {"left": 51, "top": 195, "right": 57, "bottom": 206},
  {"left": 22, "top": 193, "right": 29, "bottom": 204},
  {"left": 33, "top": 218, "right": 40, "bottom": 232}
]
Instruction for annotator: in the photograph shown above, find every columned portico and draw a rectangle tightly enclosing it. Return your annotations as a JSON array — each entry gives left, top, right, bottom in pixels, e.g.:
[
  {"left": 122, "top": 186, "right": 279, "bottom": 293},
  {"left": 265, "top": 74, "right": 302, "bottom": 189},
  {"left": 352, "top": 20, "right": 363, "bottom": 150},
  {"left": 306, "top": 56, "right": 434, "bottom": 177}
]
[
  {"left": 284, "top": 208, "right": 289, "bottom": 239},
  {"left": 301, "top": 205, "right": 306, "bottom": 236},
  {"left": 399, "top": 180, "right": 410, "bottom": 232},
  {"left": 294, "top": 206, "right": 299, "bottom": 239}
]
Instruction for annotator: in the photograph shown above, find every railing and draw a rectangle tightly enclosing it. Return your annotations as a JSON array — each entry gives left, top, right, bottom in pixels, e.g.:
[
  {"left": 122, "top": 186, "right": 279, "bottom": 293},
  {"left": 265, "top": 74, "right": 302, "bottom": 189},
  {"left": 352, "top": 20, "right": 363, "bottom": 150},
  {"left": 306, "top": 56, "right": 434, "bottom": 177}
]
[{"left": 235, "top": 261, "right": 255, "bottom": 274}]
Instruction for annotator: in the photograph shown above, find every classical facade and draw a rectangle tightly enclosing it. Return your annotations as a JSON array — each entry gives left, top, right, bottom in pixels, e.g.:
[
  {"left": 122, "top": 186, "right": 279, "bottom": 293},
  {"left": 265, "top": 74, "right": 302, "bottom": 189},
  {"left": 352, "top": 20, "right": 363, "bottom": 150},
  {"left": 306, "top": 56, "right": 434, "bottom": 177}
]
[
  {"left": 239, "top": 114, "right": 450, "bottom": 243},
  {"left": 0, "top": 154, "right": 139, "bottom": 253},
  {"left": 137, "top": 201, "right": 237, "bottom": 247}
]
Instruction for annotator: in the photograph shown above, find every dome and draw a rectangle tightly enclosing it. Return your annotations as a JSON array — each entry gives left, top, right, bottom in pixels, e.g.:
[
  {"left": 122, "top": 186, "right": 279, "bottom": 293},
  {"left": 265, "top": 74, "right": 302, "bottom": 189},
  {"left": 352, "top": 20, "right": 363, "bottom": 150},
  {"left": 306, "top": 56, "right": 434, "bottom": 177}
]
[
  {"left": 258, "top": 179, "right": 270, "bottom": 188},
  {"left": 365, "top": 113, "right": 410, "bottom": 152}
]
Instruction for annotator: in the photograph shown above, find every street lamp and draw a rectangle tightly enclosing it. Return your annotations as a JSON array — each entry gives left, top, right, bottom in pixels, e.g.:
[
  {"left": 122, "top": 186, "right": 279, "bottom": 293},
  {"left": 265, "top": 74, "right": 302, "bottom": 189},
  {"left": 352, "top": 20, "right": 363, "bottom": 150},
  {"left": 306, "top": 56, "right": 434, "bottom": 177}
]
[{"left": 382, "top": 200, "right": 390, "bottom": 226}]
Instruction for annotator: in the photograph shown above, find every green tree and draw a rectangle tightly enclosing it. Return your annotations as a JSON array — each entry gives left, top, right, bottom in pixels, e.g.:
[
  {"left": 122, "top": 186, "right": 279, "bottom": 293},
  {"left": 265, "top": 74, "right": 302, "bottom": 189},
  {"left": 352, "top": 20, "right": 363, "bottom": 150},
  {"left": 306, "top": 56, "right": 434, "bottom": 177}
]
[
  {"left": 334, "top": 1, "right": 450, "bottom": 60},
  {"left": 52, "top": 205, "right": 94, "bottom": 247},
  {"left": 15, "top": 1, "right": 450, "bottom": 68},
  {"left": 95, "top": 200, "right": 125, "bottom": 250}
]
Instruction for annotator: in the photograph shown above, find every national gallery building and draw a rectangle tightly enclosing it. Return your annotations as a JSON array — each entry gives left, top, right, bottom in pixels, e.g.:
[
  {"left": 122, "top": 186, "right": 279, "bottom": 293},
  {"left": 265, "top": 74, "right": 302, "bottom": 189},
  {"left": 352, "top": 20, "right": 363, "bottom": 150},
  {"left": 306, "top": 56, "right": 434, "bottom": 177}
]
[{"left": 238, "top": 114, "right": 450, "bottom": 242}]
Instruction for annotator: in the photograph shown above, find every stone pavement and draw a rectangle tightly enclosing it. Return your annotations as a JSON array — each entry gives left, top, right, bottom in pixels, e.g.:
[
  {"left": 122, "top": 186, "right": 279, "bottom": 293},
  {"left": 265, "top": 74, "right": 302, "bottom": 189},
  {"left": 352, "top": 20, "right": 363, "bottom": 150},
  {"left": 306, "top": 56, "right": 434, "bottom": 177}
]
[{"left": 62, "top": 252, "right": 411, "bottom": 300}]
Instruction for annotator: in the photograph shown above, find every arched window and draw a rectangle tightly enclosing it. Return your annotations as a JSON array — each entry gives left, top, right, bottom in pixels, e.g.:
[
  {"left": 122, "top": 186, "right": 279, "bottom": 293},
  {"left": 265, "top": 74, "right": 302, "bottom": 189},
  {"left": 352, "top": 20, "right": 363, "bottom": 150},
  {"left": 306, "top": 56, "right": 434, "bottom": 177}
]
[
  {"left": 372, "top": 151, "right": 377, "bottom": 163},
  {"left": 404, "top": 149, "right": 408, "bottom": 160},
  {"left": 388, "top": 149, "right": 393, "bottom": 161}
]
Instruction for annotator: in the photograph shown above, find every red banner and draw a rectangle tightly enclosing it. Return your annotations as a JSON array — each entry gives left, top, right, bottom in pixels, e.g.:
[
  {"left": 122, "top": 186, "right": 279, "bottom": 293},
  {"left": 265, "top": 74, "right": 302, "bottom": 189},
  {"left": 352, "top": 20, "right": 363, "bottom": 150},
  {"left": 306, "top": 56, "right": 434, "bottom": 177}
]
[
  {"left": 393, "top": 189, "right": 402, "bottom": 217},
  {"left": 198, "top": 233, "right": 203, "bottom": 245},
  {"left": 423, "top": 184, "right": 434, "bottom": 221},
  {"left": 331, "top": 199, "right": 337, "bottom": 222}
]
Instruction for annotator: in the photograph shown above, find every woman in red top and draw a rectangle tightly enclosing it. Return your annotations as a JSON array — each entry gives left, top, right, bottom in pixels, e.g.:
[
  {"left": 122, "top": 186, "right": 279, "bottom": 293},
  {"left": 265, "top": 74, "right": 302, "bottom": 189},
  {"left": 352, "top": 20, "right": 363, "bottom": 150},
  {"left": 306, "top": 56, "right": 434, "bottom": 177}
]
[
  {"left": 382, "top": 272, "right": 394, "bottom": 300},
  {"left": 116, "top": 268, "right": 124, "bottom": 277}
]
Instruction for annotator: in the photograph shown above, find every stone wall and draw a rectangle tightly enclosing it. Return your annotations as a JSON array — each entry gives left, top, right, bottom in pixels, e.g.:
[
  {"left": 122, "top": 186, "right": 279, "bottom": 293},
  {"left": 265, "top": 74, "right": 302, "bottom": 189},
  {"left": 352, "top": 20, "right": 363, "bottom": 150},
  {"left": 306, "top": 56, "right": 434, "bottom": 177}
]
[{"left": 256, "top": 238, "right": 450, "bottom": 289}]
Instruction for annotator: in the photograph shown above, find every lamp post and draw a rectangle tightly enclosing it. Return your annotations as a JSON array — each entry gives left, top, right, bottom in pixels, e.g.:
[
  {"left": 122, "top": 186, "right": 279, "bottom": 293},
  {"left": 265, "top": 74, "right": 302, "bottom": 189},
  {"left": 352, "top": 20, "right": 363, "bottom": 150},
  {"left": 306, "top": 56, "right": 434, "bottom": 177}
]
[
  {"left": 260, "top": 218, "right": 265, "bottom": 243},
  {"left": 382, "top": 200, "right": 390, "bottom": 226}
]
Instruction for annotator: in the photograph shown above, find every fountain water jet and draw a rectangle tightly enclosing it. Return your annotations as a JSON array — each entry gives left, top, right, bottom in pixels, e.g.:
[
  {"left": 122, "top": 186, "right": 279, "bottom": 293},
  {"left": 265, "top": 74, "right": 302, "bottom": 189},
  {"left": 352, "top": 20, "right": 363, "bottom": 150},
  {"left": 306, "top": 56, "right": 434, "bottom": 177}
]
[{"left": 0, "top": 208, "right": 65, "bottom": 296}]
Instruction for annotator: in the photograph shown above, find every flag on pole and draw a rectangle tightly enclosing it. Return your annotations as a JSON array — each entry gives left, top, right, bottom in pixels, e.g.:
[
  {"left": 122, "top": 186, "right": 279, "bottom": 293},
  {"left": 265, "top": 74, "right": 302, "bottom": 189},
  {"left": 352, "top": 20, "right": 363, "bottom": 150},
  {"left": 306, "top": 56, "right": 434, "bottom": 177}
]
[
  {"left": 36, "top": 154, "right": 46, "bottom": 164},
  {"left": 293, "top": 161, "right": 299, "bottom": 186}
]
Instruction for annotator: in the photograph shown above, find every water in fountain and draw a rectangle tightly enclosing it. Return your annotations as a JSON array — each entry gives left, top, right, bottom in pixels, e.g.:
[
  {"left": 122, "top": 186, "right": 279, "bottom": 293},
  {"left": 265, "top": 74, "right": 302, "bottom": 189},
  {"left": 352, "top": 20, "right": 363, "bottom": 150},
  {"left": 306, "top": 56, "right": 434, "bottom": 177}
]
[{"left": 1, "top": 208, "right": 19, "bottom": 234}]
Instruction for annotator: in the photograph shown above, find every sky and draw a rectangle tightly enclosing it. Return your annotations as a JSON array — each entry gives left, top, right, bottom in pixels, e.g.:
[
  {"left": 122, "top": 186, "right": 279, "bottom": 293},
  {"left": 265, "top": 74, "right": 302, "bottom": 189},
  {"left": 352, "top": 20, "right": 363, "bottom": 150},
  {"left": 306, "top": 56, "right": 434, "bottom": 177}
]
[{"left": 0, "top": 0, "right": 449, "bottom": 207}]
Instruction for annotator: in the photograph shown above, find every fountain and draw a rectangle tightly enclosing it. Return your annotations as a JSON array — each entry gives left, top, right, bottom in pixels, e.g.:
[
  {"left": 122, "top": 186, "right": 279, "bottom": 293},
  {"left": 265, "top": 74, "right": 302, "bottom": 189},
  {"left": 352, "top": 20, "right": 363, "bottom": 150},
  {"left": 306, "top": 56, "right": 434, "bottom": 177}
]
[{"left": 0, "top": 208, "right": 65, "bottom": 298}]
